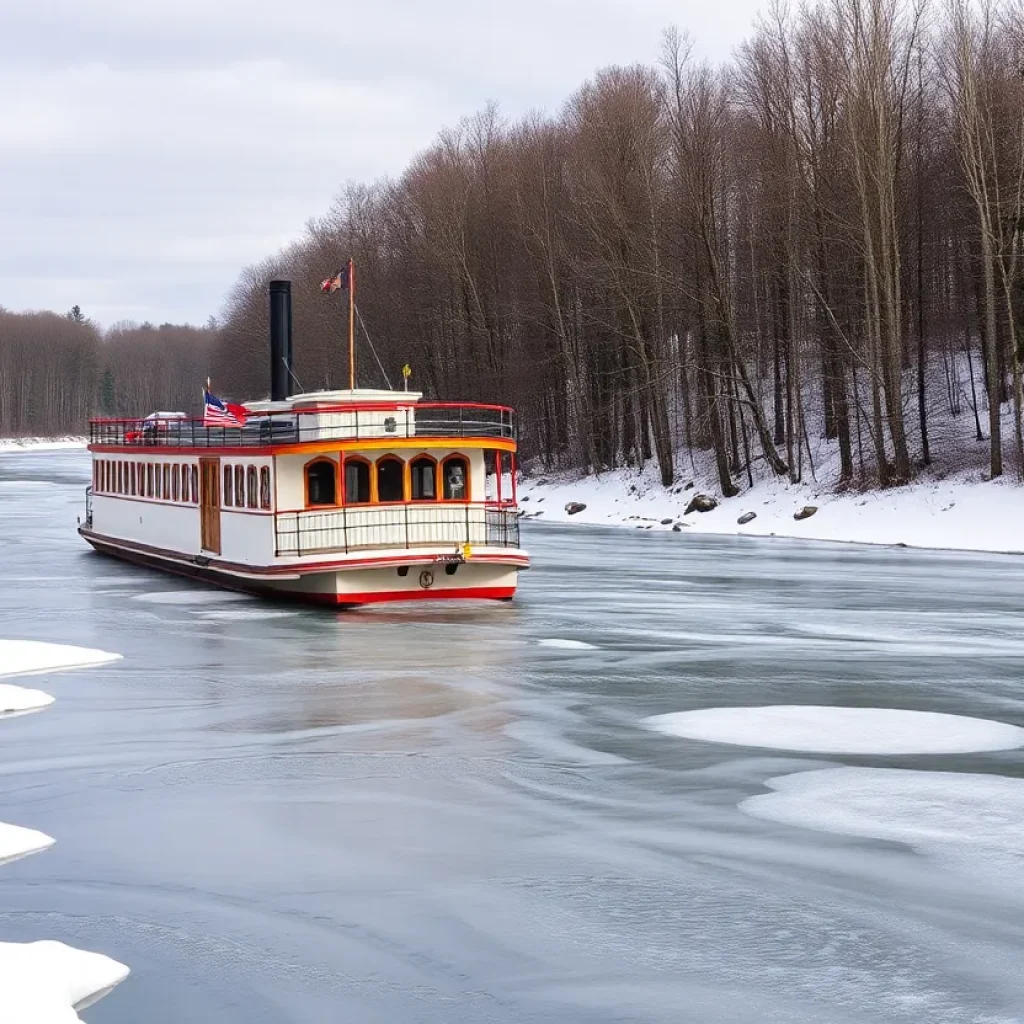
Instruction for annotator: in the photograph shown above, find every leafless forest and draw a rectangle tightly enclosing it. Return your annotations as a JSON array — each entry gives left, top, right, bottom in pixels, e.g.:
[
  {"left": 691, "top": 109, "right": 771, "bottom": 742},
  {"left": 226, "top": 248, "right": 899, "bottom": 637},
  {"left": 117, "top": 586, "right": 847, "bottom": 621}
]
[
  {"left": 6, "top": 0, "right": 1024, "bottom": 495},
  {"left": 0, "top": 308, "right": 214, "bottom": 436}
]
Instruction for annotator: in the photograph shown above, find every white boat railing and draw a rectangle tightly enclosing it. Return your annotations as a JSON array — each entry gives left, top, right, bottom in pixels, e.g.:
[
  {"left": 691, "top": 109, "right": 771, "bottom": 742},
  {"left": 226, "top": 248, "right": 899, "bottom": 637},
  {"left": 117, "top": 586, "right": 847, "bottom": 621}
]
[{"left": 274, "top": 503, "right": 520, "bottom": 556}]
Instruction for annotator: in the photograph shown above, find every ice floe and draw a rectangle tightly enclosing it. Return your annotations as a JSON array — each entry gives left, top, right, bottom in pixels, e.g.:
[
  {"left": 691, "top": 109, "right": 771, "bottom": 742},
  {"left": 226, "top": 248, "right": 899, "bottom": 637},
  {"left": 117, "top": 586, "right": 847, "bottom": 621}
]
[
  {"left": 741, "top": 767, "right": 1024, "bottom": 867},
  {"left": 0, "top": 822, "right": 56, "bottom": 867},
  {"left": 195, "top": 609, "right": 299, "bottom": 621},
  {"left": 646, "top": 705, "right": 1024, "bottom": 755},
  {"left": 134, "top": 589, "right": 251, "bottom": 605},
  {"left": 538, "top": 638, "right": 598, "bottom": 650},
  {"left": 0, "top": 640, "right": 121, "bottom": 681},
  {"left": 0, "top": 683, "right": 55, "bottom": 716},
  {"left": 0, "top": 939, "right": 130, "bottom": 1022}
]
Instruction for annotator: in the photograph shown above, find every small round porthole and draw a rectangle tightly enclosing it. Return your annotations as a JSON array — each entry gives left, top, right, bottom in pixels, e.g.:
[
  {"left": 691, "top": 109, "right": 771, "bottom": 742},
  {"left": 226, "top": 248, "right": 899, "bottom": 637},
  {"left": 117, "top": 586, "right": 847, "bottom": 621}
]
[
  {"left": 444, "top": 563, "right": 459, "bottom": 576},
  {"left": 397, "top": 566, "right": 409, "bottom": 577}
]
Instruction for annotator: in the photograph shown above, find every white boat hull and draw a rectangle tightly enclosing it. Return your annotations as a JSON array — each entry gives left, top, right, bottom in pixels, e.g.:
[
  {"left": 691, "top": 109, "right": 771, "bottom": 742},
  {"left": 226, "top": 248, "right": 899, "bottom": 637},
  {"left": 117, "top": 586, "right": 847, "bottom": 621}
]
[{"left": 80, "top": 527, "right": 524, "bottom": 607}]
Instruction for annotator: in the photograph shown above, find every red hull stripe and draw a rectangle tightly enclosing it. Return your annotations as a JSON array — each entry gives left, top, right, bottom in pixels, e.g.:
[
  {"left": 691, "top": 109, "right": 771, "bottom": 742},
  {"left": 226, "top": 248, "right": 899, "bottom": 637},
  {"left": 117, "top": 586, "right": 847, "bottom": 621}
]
[
  {"left": 301, "top": 587, "right": 515, "bottom": 605},
  {"left": 81, "top": 534, "right": 517, "bottom": 607}
]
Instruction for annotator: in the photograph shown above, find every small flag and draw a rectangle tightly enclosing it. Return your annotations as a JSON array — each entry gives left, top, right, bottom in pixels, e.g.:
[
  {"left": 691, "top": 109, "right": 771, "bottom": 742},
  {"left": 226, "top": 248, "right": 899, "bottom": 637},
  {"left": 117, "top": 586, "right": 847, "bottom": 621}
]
[
  {"left": 320, "top": 265, "right": 350, "bottom": 293},
  {"left": 402, "top": 363, "right": 412, "bottom": 380},
  {"left": 203, "top": 388, "right": 247, "bottom": 427}
]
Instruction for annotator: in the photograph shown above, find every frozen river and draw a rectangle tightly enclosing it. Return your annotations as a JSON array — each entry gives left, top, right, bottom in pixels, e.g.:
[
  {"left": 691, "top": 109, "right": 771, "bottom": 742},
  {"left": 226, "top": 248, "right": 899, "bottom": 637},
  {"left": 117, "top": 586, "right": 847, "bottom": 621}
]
[{"left": 2, "top": 449, "right": 1024, "bottom": 1023}]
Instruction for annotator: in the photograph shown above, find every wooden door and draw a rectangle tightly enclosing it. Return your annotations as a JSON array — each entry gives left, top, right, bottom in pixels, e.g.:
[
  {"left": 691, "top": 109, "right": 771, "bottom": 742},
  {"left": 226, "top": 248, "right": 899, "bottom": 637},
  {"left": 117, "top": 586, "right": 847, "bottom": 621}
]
[{"left": 199, "top": 458, "right": 221, "bottom": 554}]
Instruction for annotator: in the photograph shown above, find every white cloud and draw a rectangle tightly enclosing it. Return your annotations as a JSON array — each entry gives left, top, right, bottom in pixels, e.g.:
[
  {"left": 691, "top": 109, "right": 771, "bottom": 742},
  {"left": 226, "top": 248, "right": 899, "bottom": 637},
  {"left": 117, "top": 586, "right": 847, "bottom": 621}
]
[{"left": 0, "top": 0, "right": 764, "bottom": 326}]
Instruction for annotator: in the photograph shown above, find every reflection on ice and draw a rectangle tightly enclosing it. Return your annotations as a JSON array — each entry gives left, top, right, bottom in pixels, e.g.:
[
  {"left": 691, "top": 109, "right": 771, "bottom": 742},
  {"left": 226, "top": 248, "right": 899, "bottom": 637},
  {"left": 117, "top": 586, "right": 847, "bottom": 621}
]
[
  {"left": 742, "top": 767, "right": 1024, "bottom": 870},
  {"left": 646, "top": 706, "right": 1024, "bottom": 754}
]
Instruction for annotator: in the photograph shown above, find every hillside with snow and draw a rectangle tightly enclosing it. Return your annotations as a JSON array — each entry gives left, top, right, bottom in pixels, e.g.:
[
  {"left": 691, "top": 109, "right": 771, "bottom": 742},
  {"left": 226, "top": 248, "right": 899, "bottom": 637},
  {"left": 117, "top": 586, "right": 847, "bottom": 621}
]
[{"left": 523, "top": 357, "right": 1024, "bottom": 555}]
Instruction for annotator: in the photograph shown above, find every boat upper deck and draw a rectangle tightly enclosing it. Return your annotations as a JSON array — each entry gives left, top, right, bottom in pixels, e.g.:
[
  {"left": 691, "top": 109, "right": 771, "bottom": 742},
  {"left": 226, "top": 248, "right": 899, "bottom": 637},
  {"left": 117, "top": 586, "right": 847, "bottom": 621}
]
[{"left": 89, "top": 398, "right": 516, "bottom": 450}]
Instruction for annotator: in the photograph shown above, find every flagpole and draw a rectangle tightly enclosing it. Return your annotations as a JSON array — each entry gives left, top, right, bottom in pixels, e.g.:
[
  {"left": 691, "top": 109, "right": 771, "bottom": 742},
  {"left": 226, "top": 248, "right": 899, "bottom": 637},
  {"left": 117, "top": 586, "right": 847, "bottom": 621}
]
[{"left": 348, "top": 257, "right": 355, "bottom": 391}]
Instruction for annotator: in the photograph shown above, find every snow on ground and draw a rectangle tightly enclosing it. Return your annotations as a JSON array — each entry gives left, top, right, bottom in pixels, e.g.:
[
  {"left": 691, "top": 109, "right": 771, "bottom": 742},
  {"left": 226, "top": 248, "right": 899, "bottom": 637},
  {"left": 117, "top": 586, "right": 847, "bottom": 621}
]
[
  {"left": 0, "top": 940, "right": 130, "bottom": 1023},
  {"left": 0, "top": 640, "right": 121, "bottom": 681},
  {"left": 0, "top": 683, "right": 55, "bottom": 716},
  {"left": 0, "top": 437, "right": 86, "bottom": 453},
  {"left": 522, "top": 466, "right": 1024, "bottom": 554},
  {"left": 537, "top": 638, "right": 598, "bottom": 650},
  {"left": 0, "top": 822, "right": 56, "bottom": 867},
  {"left": 646, "top": 706, "right": 1024, "bottom": 755},
  {"left": 742, "top": 767, "right": 1024, "bottom": 872}
]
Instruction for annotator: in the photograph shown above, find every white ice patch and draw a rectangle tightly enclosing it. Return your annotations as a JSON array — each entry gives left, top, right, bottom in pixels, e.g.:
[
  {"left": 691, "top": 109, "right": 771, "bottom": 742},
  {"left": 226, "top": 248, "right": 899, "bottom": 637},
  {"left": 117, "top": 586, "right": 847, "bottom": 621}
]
[
  {"left": 646, "top": 705, "right": 1024, "bottom": 755},
  {"left": 0, "top": 683, "right": 55, "bottom": 716},
  {"left": 195, "top": 609, "right": 299, "bottom": 621},
  {"left": 538, "top": 639, "right": 598, "bottom": 650},
  {"left": 134, "top": 590, "right": 251, "bottom": 605},
  {"left": 0, "top": 640, "right": 121, "bottom": 681},
  {"left": 0, "top": 939, "right": 130, "bottom": 1022},
  {"left": 0, "top": 822, "right": 55, "bottom": 867},
  {"left": 741, "top": 767, "right": 1024, "bottom": 869}
]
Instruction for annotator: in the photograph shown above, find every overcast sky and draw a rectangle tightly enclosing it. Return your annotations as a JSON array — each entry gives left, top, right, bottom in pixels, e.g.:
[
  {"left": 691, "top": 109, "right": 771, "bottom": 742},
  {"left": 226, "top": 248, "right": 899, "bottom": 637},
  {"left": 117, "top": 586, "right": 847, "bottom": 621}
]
[{"left": 1, "top": 0, "right": 763, "bottom": 328}]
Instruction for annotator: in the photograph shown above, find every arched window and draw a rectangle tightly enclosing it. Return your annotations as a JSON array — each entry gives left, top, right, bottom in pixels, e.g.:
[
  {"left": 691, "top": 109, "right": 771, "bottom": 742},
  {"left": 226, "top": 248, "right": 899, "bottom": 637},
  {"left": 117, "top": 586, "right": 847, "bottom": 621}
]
[
  {"left": 376, "top": 456, "right": 404, "bottom": 503},
  {"left": 172, "top": 465, "right": 180, "bottom": 502},
  {"left": 343, "top": 458, "right": 370, "bottom": 504},
  {"left": 306, "top": 459, "right": 337, "bottom": 506},
  {"left": 223, "top": 465, "right": 233, "bottom": 507},
  {"left": 247, "top": 466, "right": 258, "bottom": 508},
  {"left": 410, "top": 456, "right": 437, "bottom": 501},
  {"left": 163, "top": 464, "right": 171, "bottom": 500},
  {"left": 117, "top": 462, "right": 123, "bottom": 494},
  {"left": 181, "top": 465, "right": 189, "bottom": 503},
  {"left": 260, "top": 467, "right": 271, "bottom": 509},
  {"left": 234, "top": 465, "right": 245, "bottom": 507},
  {"left": 191, "top": 465, "right": 199, "bottom": 502},
  {"left": 146, "top": 463, "right": 154, "bottom": 498},
  {"left": 129, "top": 463, "right": 136, "bottom": 496},
  {"left": 442, "top": 455, "right": 469, "bottom": 501}
]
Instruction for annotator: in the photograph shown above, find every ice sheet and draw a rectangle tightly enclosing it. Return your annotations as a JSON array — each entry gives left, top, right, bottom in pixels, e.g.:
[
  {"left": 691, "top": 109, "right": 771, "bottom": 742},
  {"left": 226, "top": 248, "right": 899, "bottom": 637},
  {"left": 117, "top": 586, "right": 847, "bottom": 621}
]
[
  {"left": 134, "top": 590, "right": 252, "bottom": 605},
  {"left": 0, "top": 822, "right": 55, "bottom": 867},
  {"left": 0, "top": 683, "right": 55, "bottom": 716},
  {"left": 646, "top": 705, "right": 1024, "bottom": 754},
  {"left": 741, "top": 767, "right": 1024, "bottom": 866},
  {"left": 0, "top": 939, "right": 130, "bottom": 1022},
  {"left": 0, "top": 640, "right": 121, "bottom": 681}
]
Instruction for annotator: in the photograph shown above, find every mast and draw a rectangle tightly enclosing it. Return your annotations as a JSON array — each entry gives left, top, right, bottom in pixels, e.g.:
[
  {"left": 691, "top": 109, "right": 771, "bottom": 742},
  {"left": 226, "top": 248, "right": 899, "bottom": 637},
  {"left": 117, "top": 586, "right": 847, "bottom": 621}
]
[{"left": 348, "top": 257, "right": 355, "bottom": 390}]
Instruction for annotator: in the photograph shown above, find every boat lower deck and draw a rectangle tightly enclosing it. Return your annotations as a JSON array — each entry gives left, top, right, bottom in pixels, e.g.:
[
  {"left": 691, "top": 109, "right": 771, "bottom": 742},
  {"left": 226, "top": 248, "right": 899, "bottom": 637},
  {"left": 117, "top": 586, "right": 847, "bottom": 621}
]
[{"left": 79, "top": 528, "right": 523, "bottom": 606}]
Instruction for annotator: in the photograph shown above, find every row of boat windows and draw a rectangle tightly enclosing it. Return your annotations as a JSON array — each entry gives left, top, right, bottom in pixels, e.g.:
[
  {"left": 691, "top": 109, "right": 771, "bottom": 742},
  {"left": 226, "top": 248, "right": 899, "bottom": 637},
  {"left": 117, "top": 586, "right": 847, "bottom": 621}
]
[
  {"left": 307, "top": 455, "right": 470, "bottom": 507},
  {"left": 92, "top": 460, "right": 272, "bottom": 510},
  {"left": 93, "top": 454, "right": 472, "bottom": 509},
  {"left": 222, "top": 464, "right": 272, "bottom": 510},
  {"left": 94, "top": 459, "right": 201, "bottom": 503}
]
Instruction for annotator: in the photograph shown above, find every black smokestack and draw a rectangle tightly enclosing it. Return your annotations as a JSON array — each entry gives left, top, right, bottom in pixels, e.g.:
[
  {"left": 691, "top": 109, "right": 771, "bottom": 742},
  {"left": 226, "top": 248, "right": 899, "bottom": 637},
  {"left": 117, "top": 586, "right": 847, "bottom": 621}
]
[{"left": 269, "top": 279, "right": 293, "bottom": 401}]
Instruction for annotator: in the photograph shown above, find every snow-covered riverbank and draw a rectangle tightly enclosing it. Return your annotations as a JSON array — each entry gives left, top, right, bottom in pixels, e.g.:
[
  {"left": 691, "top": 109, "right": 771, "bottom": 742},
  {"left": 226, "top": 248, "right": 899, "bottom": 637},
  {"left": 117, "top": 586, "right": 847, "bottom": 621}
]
[
  {"left": 521, "top": 466, "right": 1024, "bottom": 555},
  {"left": 0, "top": 437, "right": 86, "bottom": 453}
]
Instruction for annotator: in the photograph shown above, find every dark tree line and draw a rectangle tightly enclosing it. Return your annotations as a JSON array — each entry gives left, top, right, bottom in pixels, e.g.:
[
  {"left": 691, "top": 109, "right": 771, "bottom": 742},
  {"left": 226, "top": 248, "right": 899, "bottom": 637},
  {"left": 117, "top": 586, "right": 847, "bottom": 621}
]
[
  {"left": 0, "top": 308, "right": 215, "bottom": 436},
  {"left": 214, "top": 0, "right": 1024, "bottom": 490}
]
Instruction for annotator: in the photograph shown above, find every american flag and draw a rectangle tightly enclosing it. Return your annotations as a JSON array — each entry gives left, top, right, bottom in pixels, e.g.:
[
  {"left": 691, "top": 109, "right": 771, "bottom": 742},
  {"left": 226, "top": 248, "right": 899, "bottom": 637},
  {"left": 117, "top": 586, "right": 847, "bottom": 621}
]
[
  {"left": 203, "top": 389, "right": 247, "bottom": 427},
  {"left": 320, "top": 265, "right": 350, "bottom": 293}
]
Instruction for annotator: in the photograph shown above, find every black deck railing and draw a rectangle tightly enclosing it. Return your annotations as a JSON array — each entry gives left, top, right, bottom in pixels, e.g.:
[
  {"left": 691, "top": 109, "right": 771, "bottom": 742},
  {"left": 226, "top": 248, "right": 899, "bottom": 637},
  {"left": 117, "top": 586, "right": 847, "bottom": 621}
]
[
  {"left": 274, "top": 503, "right": 521, "bottom": 557},
  {"left": 89, "top": 403, "right": 515, "bottom": 448}
]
